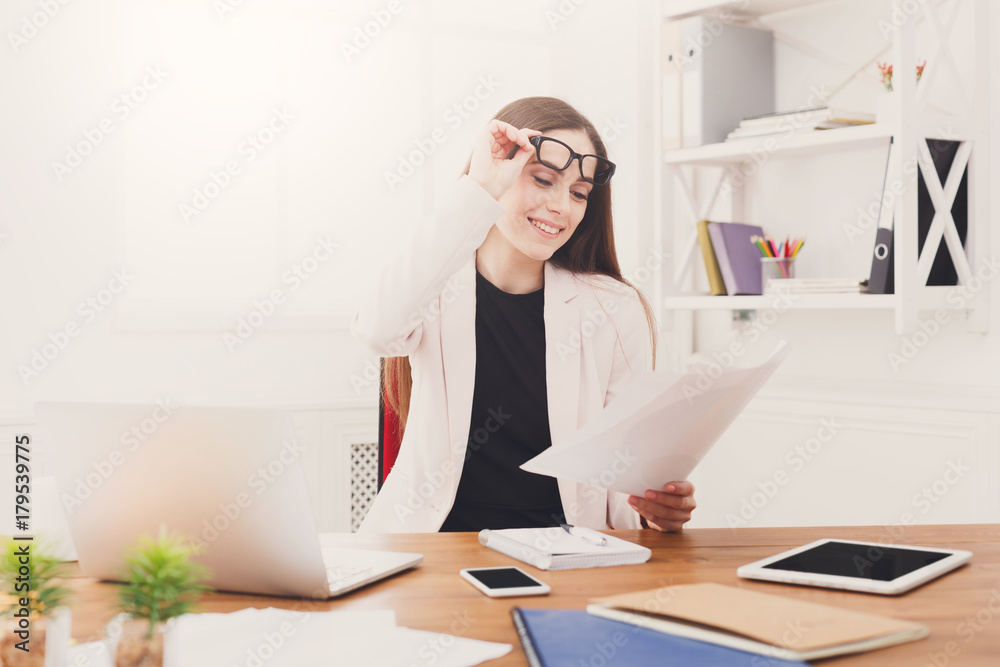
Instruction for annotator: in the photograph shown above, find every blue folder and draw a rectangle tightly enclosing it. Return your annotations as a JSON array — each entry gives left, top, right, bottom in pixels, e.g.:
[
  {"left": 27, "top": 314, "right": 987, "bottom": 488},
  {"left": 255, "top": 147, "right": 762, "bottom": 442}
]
[{"left": 510, "top": 608, "right": 808, "bottom": 667}]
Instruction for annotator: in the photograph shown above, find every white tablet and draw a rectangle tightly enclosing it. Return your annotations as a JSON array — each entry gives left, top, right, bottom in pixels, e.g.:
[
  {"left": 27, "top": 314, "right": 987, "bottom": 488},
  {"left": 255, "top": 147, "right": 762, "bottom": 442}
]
[{"left": 737, "top": 538, "right": 972, "bottom": 595}]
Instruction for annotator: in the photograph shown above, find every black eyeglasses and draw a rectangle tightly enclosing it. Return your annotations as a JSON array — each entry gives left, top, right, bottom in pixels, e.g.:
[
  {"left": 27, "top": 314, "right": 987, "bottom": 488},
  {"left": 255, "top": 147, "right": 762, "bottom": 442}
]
[{"left": 528, "top": 135, "right": 616, "bottom": 186}]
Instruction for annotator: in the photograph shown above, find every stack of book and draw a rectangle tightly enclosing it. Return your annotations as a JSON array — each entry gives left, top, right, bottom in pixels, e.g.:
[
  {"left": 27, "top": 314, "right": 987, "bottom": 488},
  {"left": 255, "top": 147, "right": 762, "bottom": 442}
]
[
  {"left": 512, "top": 583, "right": 929, "bottom": 665},
  {"left": 766, "top": 278, "right": 866, "bottom": 294},
  {"left": 726, "top": 106, "right": 875, "bottom": 141}
]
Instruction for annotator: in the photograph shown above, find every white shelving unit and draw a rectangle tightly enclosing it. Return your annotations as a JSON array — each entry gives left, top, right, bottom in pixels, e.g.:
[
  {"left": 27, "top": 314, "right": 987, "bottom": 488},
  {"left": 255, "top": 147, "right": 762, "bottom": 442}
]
[{"left": 657, "top": 0, "right": 991, "bottom": 335}]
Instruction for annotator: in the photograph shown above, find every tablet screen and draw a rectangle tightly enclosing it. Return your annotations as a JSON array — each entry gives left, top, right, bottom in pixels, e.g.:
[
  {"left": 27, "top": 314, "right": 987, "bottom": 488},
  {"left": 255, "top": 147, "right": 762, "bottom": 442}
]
[{"left": 763, "top": 541, "right": 950, "bottom": 581}]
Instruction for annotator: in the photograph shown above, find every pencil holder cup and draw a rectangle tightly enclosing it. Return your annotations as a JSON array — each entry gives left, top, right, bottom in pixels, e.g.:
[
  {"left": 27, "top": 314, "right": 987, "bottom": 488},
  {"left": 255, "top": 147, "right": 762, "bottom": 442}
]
[{"left": 761, "top": 257, "right": 795, "bottom": 290}]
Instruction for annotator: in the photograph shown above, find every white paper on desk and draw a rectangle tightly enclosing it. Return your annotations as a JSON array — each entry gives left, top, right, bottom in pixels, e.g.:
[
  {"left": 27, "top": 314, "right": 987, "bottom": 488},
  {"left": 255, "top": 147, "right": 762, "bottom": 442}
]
[
  {"left": 328, "top": 627, "right": 511, "bottom": 667},
  {"left": 67, "top": 641, "right": 113, "bottom": 667},
  {"left": 165, "top": 608, "right": 396, "bottom": 667},
  {"left": 164, "top": 607, "right": 510, "bottom": 667},
  {"left": 521, "top": 342, "right": 790, "bottom": 496}
]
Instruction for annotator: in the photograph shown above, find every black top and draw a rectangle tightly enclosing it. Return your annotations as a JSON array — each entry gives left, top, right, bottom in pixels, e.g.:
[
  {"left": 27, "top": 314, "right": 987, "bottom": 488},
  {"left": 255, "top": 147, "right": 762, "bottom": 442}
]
[{"left": 439, "top": 270, "right": 565, "bottom": 532}]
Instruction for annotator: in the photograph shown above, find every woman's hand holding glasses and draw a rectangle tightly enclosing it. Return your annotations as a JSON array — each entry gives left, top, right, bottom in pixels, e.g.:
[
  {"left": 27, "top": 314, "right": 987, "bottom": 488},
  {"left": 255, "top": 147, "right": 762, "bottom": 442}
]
[{"left": 468, "top": 120, "right": 541, "bottom": 201}]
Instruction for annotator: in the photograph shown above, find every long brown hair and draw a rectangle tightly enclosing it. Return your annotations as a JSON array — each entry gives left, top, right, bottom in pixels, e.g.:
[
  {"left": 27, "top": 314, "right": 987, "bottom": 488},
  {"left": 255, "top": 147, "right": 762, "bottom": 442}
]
[{"left": 383, "top": 96, "right": 658, "bottom": 438}]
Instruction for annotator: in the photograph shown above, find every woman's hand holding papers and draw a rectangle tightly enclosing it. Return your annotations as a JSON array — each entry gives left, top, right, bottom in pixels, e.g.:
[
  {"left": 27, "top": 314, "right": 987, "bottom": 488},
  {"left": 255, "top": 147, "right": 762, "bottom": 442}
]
[{"left": 628, "top": 481, "right": 696, "bottom": 533}]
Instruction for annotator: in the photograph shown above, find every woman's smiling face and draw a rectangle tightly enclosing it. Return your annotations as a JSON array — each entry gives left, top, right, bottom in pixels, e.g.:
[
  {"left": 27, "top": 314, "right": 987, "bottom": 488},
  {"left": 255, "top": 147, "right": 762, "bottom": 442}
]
[{"left": 494, "top": 128, "right": 596, "bottom": 262}]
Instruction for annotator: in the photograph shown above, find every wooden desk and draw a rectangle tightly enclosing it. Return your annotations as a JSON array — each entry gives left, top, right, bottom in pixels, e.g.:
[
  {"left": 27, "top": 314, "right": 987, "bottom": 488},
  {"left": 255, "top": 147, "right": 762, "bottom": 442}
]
[{"left": 68, "top": 525, "right": 1000, "bottom": 665}]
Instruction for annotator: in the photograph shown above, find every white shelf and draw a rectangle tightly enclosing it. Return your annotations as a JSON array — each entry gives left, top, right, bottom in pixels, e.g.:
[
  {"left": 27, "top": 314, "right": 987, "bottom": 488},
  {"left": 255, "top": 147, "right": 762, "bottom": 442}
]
[
  {"left": 664, "top": 286, "right": 975, "bottom": 311},
  {"left": 663, "top": 123, "right": 893, "bottom": 166},
  {"left": 657, "top": 1, "right": 989, "bottom": 336},
  {"left": 663, "top": 0, "right": 837, "bottom": 21},
  {"left": 664, "top": 293, "right": 897, "bottom": 310}
]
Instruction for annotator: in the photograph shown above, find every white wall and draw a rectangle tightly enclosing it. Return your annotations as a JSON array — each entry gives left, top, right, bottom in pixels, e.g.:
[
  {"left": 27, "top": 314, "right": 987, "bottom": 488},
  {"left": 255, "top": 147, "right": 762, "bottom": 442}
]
[
  {"left": 0, "top": 0, "right": 662, "bottom": 532},
  {"left": 1, "top": 0, "right": 607, "bottom": 414},
  {"left": 2, "top": 0, "right": 995, "bottom": 528}
]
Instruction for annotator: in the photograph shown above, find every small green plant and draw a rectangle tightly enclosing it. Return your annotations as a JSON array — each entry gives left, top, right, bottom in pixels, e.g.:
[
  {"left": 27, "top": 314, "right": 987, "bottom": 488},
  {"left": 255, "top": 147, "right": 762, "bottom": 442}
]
[
  {"left": 0, "top": 539, "right": 71, "bottom": 619},
  {"left": 118, "top": 528, "right": 211, "bottom": 639}
]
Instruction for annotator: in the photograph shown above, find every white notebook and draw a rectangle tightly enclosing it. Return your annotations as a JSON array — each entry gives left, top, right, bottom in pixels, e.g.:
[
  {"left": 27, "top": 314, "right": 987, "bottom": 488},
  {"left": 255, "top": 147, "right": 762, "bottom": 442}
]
[{"left": 478, "top": 527, "right": 651, "bottom": 571}]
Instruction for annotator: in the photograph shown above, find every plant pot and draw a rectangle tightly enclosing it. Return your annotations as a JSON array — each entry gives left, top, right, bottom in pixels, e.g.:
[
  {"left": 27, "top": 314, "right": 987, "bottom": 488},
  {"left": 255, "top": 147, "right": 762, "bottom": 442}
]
[
  {"left": 0, "top": 607, "right": 71, "bottom": 667},
  {"left": 106, "top": 615, "right": 165, "bottom": 667}
]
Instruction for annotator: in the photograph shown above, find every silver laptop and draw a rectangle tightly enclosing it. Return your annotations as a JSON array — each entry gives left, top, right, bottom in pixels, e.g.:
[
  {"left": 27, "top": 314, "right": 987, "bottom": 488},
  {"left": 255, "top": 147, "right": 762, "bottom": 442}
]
[{"left": 35, "top": 401, "right": 421, "bottom": 598}]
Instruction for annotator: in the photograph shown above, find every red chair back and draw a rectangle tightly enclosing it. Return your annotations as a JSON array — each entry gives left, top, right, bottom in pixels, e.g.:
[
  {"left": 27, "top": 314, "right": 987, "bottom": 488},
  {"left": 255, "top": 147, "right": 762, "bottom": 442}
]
[{"left": 378, "top": 360, "right": 401, "bottom": 488}]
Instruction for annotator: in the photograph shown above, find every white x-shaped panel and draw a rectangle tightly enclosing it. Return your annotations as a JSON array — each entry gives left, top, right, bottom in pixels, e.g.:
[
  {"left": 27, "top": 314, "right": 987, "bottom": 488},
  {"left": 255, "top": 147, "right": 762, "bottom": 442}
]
[
  {"left": 915, "top": 138, "right": 973, "bottom": 286},
  {"left": 918, "top": 0, "right": 971, "bottom": 111},
  {"left": 672, "top": 167, "right": 731, "bottom": 288}
]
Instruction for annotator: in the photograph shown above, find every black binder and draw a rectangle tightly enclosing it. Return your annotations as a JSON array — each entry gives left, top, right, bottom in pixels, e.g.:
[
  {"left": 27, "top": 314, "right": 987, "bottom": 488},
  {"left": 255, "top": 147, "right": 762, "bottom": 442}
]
[{"left": 867, "top": 138, "right": 968, "bottom": 294}]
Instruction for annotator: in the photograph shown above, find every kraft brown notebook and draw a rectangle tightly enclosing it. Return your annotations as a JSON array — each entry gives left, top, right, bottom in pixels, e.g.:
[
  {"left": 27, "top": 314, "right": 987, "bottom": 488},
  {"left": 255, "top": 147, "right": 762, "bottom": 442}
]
[{"left": 587, "top": 582, "right": 928, "bottom": 661}]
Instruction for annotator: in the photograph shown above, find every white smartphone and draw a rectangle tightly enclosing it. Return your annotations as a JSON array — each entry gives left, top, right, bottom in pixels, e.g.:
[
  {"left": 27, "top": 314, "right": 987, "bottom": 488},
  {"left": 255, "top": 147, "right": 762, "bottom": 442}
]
[
  {"left": 459, "top": 566, "right": 551, "bottom": 598},
  {"left": 737, "top": 538, "right": 972, "bottom": 595}
]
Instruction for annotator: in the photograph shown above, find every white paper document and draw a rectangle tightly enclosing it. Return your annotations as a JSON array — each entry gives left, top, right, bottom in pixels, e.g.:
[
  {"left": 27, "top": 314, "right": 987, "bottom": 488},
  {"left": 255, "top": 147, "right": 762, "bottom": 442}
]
[
  {"left": 521, "top": 342, "right": 790, "bottom": 496},
  {"left": 163, "top": 607, "right": 509, "bottom": 667},
  {"left": 70, "top": 608, "right": 511, "bottom": 667}
]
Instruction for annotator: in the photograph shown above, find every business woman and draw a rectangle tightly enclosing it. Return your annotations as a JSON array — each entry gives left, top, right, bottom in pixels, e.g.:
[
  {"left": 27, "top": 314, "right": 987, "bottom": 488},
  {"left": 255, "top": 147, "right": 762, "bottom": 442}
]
[{"left": 354, "top": 96, "right": 695, "bottom": 533}]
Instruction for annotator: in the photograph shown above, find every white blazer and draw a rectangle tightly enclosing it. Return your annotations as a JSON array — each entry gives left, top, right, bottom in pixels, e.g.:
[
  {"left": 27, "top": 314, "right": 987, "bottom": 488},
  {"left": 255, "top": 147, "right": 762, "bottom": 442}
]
[{"left": 353, "top": 175, "right": 651, "bottom": 533}]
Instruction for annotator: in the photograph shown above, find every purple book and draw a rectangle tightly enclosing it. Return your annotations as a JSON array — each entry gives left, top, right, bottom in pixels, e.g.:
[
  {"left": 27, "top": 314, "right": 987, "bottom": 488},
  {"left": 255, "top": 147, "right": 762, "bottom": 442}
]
[{"left": 707, "top": 222, "right": 765, "bottom": 295}]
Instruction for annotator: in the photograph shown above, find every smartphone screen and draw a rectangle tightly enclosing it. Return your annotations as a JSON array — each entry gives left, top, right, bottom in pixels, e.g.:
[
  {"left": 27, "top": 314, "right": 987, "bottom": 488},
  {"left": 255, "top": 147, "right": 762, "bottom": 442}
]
[{"left": 464, "top": 567, "right": 544, "bottom": 589}]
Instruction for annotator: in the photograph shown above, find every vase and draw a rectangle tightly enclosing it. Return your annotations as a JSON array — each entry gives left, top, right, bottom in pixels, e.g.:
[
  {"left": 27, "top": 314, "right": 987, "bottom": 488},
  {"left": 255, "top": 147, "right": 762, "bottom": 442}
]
[
  {"left": 875, "top": 91, "right": 896, "bottom": 125},
  {"left": 106, "top": 615, "right": 165, "bottom": 667},
  {"left": 0, "top": 607, "right": 71, "bottom": 667}
]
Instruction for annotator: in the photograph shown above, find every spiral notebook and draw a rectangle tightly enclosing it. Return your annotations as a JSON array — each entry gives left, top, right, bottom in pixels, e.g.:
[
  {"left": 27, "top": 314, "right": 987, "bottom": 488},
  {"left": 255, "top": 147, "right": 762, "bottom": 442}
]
[{"left": 478, "top": 527, "right": 651, "bottom": 571}]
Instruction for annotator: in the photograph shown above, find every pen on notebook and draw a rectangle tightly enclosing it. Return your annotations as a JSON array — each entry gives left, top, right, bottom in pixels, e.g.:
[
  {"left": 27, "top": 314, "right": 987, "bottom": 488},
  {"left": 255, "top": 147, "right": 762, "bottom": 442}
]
[{"left": 560, "top": 523, "right": 607, "bottom": 547}]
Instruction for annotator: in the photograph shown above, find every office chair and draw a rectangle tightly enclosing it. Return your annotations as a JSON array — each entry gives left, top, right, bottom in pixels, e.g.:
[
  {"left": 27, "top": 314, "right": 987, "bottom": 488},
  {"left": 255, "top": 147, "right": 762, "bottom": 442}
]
[{"left": 377, "top": 358, "right": 402, "bottom": 491}]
